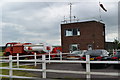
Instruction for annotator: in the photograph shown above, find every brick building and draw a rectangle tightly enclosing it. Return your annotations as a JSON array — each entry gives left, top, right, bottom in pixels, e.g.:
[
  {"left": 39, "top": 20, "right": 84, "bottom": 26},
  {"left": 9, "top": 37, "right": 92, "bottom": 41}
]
[{"left": 61, "top": 21, "right": 105, "bottom": 53}]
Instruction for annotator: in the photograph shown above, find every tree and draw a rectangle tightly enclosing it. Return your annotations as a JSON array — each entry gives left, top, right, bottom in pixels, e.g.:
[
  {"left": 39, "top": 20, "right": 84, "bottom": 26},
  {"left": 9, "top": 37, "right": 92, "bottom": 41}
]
[
  {"left": 114, "top": 39, "right": 120, "bottom": 49},
  {"left": 118, "top": 43, "right": 120, "bottom": 49}
]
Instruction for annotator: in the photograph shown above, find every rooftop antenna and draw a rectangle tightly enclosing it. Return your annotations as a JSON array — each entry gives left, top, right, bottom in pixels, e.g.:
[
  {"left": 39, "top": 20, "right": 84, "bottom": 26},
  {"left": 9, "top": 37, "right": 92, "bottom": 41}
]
[
  {"left": 64, "top": 16, "right": 67, "bottom": 23},
  {"left": 61, "top": 16, "right": 67, "bottom": 23},
  {"left": 61, "top": 3, "right": 80, "bottom": 24},
  {"left": 69, "top": 3, "right": 72, "bottom": 23},
  {"left": 99, "top": 1, "right": 102, "bottom": 21}
]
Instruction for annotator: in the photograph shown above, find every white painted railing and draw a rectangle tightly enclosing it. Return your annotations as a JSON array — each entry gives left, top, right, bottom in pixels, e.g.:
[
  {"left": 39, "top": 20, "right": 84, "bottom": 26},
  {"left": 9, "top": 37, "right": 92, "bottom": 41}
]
[
  {"left": 0, "top": 53, "right": 120, "bottom": 80},
  {"left": 108, "top": 49, "right": 120, "bottom": 56}
]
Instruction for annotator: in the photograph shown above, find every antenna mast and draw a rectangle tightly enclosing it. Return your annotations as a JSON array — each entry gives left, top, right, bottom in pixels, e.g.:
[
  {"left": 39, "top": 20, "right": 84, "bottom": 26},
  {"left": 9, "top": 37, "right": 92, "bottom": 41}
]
[
  {"left": 61, "top": 3, "right": 79, "bottom": 24},
  {"left": 69, "top": 3, "right": 72, "bottom": 23},
  {"left": 99, "top": 0, "right": 102, "bottom": 21}
]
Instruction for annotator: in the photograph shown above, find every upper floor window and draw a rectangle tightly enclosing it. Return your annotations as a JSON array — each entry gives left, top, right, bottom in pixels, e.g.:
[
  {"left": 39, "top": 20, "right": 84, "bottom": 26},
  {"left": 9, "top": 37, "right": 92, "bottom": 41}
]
[
  {"left": 65, "top": 28, "right": 80, "bottom": 36},
  {"left": 65, "top": 29, "right": 72, "bottom": 36}
]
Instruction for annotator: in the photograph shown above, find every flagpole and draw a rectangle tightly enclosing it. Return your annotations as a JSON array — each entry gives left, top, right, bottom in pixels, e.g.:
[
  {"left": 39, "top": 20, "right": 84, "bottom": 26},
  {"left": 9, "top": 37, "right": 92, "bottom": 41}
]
[{"left": 99, "top": 1, "right": 102, "bottom": 21}]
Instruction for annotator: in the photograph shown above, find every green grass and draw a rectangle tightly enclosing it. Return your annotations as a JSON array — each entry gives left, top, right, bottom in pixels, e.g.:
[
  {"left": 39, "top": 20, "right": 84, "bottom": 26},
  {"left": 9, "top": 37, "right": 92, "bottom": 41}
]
[
  {"left": 0, "top": 52, "right": 39, "bottom": 78},
  {"left": 0, "top": 63, "right": 17, "bottom": 67},
  {"left": 0, "top": 52, "right": 3, "bottom": 56},
  {"left": 0, "top": 63, "right": 38, "bottom": 78}
]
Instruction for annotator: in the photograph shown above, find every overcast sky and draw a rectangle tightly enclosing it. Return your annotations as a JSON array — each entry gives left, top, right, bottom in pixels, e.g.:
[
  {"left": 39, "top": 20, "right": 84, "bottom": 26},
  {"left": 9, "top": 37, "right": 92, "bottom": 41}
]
[{"left": 0, "top": 0, "right": 119, "bottom": 46}]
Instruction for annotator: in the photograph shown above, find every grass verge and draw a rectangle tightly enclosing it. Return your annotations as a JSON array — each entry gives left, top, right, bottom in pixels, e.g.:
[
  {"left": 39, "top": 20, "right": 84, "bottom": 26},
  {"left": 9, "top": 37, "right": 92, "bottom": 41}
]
[
  {"left": 0, "top": 63, "right": 38, "bottom": 79},
  {"left": 0, "top": 52, "right": 3, "bottom": 56}
]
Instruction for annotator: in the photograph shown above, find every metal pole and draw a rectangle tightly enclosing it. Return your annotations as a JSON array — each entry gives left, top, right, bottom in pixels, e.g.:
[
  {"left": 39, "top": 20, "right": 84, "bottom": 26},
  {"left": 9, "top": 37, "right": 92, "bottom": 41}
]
[
  {"left": 113, "top": 49, "right": 114, "bottom": 55},
  {"left": 60, "top": 52, "right": 62, "bottom": 60},
  {"left": 17, "top": 53, "right": 19, "bottom": 68},
  {"left": 34, "top": 53, "right": 37, "bottom": 66},
  {"left": 42, "top": 55, "right": 46, "bottom": 78},
  {"left": 99, "top": 1, "right": 102, "bottom": 21},
  {"left": 9, "top": 55, "right": 13, "bottom": 79},
  {"left": 115, "top": 49, "right": 117, "bottom": 54},
  {"left": 86, "top": 55, "right": 91, "bottom": 80},
  {"left": 69, "top": 3, "right": 72, "bottom": 23},
  {"left": 49, "top": 51, "right": 50, "bottom": 62},
  {"left": 108, "top": 49, "right": 110, "bottom": 53}
]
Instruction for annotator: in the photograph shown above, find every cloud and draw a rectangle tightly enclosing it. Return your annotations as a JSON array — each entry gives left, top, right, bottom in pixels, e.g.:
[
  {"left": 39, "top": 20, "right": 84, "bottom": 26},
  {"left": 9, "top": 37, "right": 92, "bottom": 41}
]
[
  {"left": 1, "top": 1, "right": 119, "bottom": 46},
  {"left": 2, "top": 2, "right": 67, "bottom": 45},
  {"left": 2, "top": 22, "right": 25, "bottom": 42},
  {"left": 106, "top": 33, "right": 118, "bottom": 42}
]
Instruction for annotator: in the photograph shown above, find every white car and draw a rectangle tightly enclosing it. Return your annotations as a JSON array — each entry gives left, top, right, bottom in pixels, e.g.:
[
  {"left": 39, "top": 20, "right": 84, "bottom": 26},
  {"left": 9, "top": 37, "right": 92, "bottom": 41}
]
[{"left": 66, "top": 50, "right": 87, "bottom": 60}]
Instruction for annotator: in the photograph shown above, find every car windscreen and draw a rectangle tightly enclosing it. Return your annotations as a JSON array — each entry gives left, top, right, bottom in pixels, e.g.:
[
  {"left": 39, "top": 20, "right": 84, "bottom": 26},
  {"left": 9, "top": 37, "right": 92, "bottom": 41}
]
[
  {"left": 72, "top": 51, "right": 82, "bottom": 54},
  {"left": 85, "top": 50, "right": 102, "bottom": 56}
]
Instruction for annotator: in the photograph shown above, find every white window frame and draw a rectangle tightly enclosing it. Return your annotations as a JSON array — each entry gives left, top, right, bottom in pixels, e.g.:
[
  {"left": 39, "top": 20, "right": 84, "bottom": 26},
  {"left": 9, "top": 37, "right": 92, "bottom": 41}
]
[{"left": 65, "top": 28, "right": 80, "bottom": 36}]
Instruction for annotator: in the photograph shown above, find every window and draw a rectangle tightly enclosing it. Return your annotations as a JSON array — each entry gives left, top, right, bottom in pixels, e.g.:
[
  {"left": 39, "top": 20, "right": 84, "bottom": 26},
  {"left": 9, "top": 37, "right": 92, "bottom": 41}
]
[
  {"left": 77, "top": 29, "right": 80, "bottom": 35},
  {"left": 70, "top": 44, "right": 79, "bottom": 51},
  {"left": 6, "top": 44, "right": 11, "bottom": 47},
  {"left": 65, "top": 28, "right": 80, "bottom": 36},
  {"left": 73, "top": 29, "right": 77, "bottom": 35},
  {"left": 88, "top": 44, "right": 92, "bottom": 50},
  {"left": 65, "top": 29, "right": 72, "bottom": 36}
]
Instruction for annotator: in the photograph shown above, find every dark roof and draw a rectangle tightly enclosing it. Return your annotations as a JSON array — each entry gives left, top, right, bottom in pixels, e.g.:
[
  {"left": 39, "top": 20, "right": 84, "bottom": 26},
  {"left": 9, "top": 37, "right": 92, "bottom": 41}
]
[{"left": 61, "top": 20, "right": 105, "bottom": 25}]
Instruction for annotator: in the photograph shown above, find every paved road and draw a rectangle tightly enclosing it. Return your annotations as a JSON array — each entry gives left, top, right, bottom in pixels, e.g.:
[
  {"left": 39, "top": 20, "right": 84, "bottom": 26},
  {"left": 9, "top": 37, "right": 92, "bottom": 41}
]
[{"left": 29, "top": 63, "right": 120, "bottom": 80}]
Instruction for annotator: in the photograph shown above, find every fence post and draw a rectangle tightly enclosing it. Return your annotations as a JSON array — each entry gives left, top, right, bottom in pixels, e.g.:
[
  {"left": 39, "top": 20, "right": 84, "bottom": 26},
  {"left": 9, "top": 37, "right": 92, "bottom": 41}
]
[
  {"left": 34, "top": 53, "right": 37, "bottom": 66},
  {"left": 113, "top": 49, "right": 114, "bottom": 55},
  {"left": 86, "top": 55, "right": 91, "bottom": 80},
  {"left": 108, "top": 49, "right": 110, "bottom": 53},
  {"left": 48, "top": 51, "right": 51, "bottom": 64},
  {"left": 42, "top": 55, "right": 46, "bottom": 78},
  {"left": 17, "top": 53, "right": 19, "bottom": 67},
  {"left": 9, "top": 55, "right": 13, "bottom": 79},
  {"left": 115, "top": 49, "right": 117, "bottom": 54},
  {"left": 60, "top": 52, "right": 62, "bottom": 60}
]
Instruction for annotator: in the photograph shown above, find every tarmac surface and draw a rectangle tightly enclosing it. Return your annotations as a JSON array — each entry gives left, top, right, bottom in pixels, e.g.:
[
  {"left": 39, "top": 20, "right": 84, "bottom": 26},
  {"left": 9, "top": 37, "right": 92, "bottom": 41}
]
[{"left": 29, "top": 62, "right": 120, "bottom": 80}]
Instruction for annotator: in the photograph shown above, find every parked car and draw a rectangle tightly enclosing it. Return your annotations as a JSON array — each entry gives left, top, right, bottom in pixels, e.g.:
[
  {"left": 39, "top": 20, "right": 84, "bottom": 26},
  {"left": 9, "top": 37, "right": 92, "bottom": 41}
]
[
  {"left": 110, "top": 50, "right": 120, "bottom": 69},
  {"left": 81, "top": 49, "right": 109, "bottom": 68},
  {"left": 66, "top": 50, "right": 86, "bottom": 60},
  {"left": 111, "top": 50, "right": 120, "bottom": 60}
]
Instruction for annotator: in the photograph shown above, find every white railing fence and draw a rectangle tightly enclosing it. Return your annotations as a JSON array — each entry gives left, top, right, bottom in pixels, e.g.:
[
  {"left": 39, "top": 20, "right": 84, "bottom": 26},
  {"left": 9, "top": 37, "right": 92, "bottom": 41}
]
[
  {"left": 0, "top": 53, "right": 120, "bottom": 80},
  {"left": 108, "top": 49, "right": 120, "bottom": 56}
]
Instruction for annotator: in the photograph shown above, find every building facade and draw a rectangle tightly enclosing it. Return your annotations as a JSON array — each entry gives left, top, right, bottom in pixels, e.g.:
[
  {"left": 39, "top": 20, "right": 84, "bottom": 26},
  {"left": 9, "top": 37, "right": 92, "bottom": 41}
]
[{"left": 61, "top": 21, "right": 105, "bottom": 53}]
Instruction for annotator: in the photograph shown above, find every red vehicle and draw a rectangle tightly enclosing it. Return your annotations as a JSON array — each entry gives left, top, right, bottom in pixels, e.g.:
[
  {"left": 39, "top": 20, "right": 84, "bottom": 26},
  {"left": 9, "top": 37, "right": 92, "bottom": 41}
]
[{"left": 3, "top": 42, "right": 62, "bottom": 59}]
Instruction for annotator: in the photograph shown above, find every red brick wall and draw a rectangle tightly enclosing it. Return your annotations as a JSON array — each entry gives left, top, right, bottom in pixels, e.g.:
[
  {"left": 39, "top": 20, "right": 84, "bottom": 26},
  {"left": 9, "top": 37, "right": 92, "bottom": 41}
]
[{"left": 61, "top": 21, "right": 105, "bottom": 53}]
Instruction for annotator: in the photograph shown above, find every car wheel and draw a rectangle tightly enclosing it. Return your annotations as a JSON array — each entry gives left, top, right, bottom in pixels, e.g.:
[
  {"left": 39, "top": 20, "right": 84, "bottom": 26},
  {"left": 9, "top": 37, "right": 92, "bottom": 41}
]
[{"left": 5, "top": 52, "right": 11, "bottom": 56}]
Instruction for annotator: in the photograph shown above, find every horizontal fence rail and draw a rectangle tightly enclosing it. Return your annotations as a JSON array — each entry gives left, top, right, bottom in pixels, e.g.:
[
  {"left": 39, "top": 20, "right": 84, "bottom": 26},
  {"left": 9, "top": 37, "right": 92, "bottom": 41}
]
[
  {"left": 0, "top": 75, "right": 38, "bottom": 79},
  {"left": 0, "top": 52, "right": 120, "bottom": 80}
]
